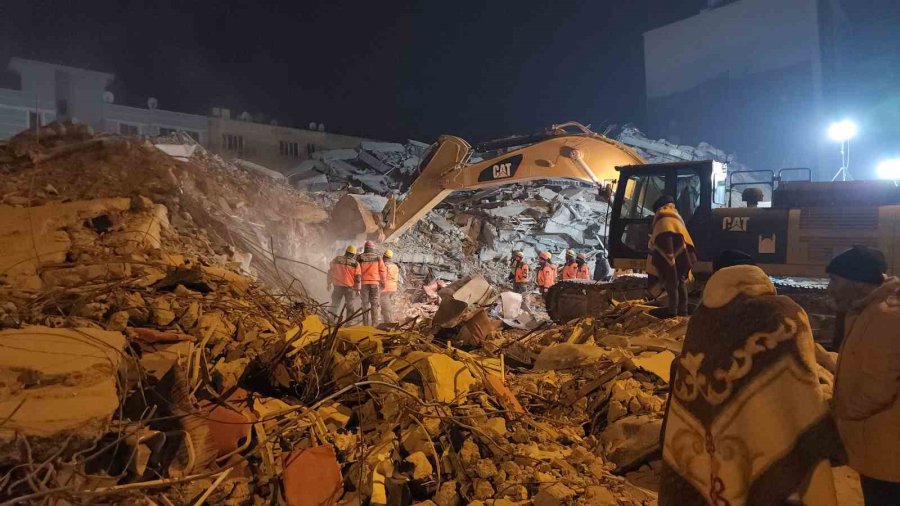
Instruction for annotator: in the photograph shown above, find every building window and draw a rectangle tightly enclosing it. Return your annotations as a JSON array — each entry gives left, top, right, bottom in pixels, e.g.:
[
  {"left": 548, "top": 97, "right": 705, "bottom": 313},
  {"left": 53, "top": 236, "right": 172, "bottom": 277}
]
[
  {"left": 28, "top": 112, "right": 42, "bottom": 128},
  {"left": 307, "top": 144, "right": 316, "bottom": 157},
  {"left": 223, "top": 133, "right": 244, "bottom": 153},
  {"left": 56, "top": 99, "right": 68, "bottom": 116},
  {"left": 160, "top": 127, "right": 200, "bottom": 141},
  {"left": 279, "top": 140, "right": 300, "bottom": 157},
  {"left": 119, "top": 123, "right": 140, "bottom": 135}
]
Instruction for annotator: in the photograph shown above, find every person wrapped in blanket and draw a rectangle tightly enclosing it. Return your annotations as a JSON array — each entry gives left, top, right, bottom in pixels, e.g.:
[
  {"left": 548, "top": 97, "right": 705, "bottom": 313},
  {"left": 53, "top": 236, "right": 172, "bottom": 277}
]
[
  {"left": 659, "top": 251, "right": 842, "bottom": 505},
  {"left": 646, "top": 195, "right": 698, "bottom": 317}
]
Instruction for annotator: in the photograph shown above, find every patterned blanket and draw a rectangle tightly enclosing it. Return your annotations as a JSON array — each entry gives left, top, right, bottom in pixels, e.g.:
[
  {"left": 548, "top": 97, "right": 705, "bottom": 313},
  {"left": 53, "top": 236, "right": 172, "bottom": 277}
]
[{"left": 659, "top": 265, "right": 839, "bottom": 506}]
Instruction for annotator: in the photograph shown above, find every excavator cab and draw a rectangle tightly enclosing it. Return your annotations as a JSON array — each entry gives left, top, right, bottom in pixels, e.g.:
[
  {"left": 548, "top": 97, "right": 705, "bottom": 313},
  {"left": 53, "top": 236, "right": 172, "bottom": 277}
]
[{"left": 608, "top": 160, "right": 720, "bottom": 272}]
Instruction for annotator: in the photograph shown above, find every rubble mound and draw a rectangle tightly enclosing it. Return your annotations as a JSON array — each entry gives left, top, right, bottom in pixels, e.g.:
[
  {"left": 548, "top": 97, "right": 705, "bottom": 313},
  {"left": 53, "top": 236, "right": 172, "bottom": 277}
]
[{"left": 0, "top": 124, "right": 687, "bottom": 504}]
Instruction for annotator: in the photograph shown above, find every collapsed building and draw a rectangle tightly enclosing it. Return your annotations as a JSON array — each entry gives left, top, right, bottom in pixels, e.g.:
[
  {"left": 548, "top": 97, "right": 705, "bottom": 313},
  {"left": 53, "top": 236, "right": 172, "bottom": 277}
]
[{"left": 0, "top": 122, "right": 860, "bottom": 505}]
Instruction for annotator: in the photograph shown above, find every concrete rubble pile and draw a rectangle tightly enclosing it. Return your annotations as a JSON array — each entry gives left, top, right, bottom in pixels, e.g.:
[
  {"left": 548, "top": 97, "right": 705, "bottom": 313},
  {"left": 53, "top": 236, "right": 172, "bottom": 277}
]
[
  {"left": 614, "top": 125, "right": 748, "bottom": 169},
  {"left": 0, "top": 123, "right": 709, "bottom": 505},
  {"left": 301, "top": 126, "right": 748, "bottom": 286},
  {"left": 288, "top": 140, "right": 431, "bottom": 194}
]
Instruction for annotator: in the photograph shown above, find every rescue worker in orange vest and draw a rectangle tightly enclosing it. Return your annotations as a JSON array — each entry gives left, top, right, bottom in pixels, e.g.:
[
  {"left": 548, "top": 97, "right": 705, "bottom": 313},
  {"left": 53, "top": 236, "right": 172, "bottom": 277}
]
[
  {"left": 574, "top": 253, "right": 591, "bottom": 279},
  {"left": 328, "top": 244, "right": 361, "bottom": 319},
  {"left": 535, "top": 251, "right": 557, "bottom": 295},
  {"left": 381, "top": 249, "right": 401, "bottom": 324},
  {"left": 357, "top": 240, "right": 386, "bottom": 326},
  {"left": 560, "top": 249, "right": 578, "bottom": 280},
  {"left": 509, "top": 250, "right": 530, "bottom": 294}
]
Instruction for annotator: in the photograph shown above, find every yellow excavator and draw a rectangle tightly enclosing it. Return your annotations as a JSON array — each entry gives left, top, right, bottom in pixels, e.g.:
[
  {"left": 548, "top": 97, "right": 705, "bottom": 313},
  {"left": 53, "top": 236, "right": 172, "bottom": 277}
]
[
  {"left": 379, "top": 122, "right": 644, "bottom": 241},
  {"left": 332, "top": 122, "right": 900, "bottom": 331}
]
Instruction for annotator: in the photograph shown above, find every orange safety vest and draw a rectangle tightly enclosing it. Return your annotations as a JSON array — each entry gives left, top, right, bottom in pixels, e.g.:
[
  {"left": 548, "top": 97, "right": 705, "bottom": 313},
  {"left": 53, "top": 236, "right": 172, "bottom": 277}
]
[
  {"left": 383, "top": 261, "right": 400, "bottom": 293},
  {"left": 561, "top": 262, "right": 578, "bottom": 280},
  {"left": 514, "top": 262, "right": 530, "bottom": 283},
  {"left": 358, "top": 252, "right": 386, "bottom": 285},
  {"left": 575, "top": 264, "right": 591, "bottom": 280},
  {"left": 330, "top": 256, "right": 361, "bottom": 288},
  {"left": 536, "top": 263, "right": 557, "bottom": 288}
]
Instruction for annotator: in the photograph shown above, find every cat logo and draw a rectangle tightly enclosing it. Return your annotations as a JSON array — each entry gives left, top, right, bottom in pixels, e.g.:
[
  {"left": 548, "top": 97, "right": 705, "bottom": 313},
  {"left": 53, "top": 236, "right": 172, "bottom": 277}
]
[
  {"left": 722, "top": 216, "right": 749, "bottom": 232},
  {"left": 492, "top": 162, "right": 512, "bottom": 179},
  {"left": 477, "top": 154, "right": 523, "bottom": 182}
]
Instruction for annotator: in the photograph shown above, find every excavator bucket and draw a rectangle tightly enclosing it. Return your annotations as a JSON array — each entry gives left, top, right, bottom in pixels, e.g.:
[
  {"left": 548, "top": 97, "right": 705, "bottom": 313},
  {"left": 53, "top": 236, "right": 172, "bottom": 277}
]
[{"left": 329, "top": 194, "right": 387, "bottom": 241}]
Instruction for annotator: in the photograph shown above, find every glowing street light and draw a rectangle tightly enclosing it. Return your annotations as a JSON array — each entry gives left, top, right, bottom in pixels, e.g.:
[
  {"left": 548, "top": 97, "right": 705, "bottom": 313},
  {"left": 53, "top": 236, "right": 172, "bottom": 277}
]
[
  {"left": 877, "top": 159, "right": 900, "bottom": 181},
  {"left": 828, "top": 119, "right": 857, "bottom": 181}
]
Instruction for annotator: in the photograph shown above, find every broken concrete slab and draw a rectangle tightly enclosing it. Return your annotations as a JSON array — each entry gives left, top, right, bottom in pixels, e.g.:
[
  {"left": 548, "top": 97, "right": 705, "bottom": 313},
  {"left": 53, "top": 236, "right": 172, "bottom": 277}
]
[
  {"left": 154, "top": 143, "right": 198, "bottom": 161},
  {"left": 233, "top": 159, "right": 287, "bottom": 182},
  {"left": 394, "top": 352, "right": 476, "bottom": 403},
  {"left": 629, "top": 350, "right": 676, "bottom": 383},
  {"left": 0, "top": 326, "right": 126, "bottom": 463},
  {"left": 432, "top": 275, "right": 494, "bottom": 328},
  {"left": 599, "top": 415, "right": 662, "bottom": 469},
  {"left": 312, "top": 148, "right": 358, "bottom": 162},
  {"left": 361, "top": 141, "right": 407, "bottom": 153},
  {"left": 533, "top": 343, "right": 609, "bottom": 371}
]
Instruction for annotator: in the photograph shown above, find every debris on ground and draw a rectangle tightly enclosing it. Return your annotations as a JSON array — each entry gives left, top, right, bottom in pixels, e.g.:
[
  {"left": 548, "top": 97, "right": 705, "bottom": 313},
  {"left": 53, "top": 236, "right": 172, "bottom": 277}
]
[{"left": 0, "top": 122, "right": 846, "bottom": 504}]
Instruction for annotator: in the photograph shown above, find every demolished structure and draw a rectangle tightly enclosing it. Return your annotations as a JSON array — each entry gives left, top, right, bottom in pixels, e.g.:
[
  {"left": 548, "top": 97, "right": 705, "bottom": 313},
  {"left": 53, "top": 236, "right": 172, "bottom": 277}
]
[{"left": 0, "top": 122, "right": 857, "bottom": 505}]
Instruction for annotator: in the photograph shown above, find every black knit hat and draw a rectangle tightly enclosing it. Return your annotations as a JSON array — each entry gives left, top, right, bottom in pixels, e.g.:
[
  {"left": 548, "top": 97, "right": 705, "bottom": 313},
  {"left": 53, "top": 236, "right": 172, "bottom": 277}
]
[
  {"left": 652, "top": 194, "right": 675, "bottom": 212},
  {"left": 826, "top": 245, "right": 887, "bottom": 285},
  {"left": 713, "top": 250, "right": 756, "bottom": 272}
]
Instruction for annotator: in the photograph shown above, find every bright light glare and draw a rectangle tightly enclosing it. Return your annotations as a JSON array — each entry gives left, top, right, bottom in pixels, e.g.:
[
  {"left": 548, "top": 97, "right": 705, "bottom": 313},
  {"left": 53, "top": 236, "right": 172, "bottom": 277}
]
[
  {"left": 877, "top": 159, "right": 900, "bottom": 180},
  {"left": 828, "top": 120, "right": 858, "bottom": 141}
]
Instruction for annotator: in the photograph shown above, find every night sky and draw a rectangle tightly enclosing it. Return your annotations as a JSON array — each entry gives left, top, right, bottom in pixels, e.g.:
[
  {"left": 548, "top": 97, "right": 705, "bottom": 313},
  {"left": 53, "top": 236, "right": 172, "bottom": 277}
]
[
  {"left": 1, "top": 0, "right": 704, "bottom": 142},
  {"left": 2, "top": 0, "right": 899, "bottom": 166}
]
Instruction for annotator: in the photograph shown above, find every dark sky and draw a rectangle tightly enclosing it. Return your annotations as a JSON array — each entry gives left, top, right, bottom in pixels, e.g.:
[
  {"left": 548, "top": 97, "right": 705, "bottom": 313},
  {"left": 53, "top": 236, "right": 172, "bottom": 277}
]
[{"left": 0, "top": 0, "right": 704, "bottom": 142}]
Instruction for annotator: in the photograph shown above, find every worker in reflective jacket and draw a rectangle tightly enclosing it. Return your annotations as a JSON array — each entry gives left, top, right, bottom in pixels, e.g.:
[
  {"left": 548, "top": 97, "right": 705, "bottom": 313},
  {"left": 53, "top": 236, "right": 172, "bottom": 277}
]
[
  {"left": 381, "top": 249, "right": 401, "bottom": 324},
  {"left": 535, "top": 251, "right": 557, "bottom": 295},
  {"left": 509, "top": 250, "right": 530, "bottom": 294},
  {"left": 574, "top": 253, "right": 591, "bottom": 279},
  {"left": 328, "top": 244, "right": 361, "bottom": 319},
  {"left": 357, "top": 240, "right": 386, "bottom": 326},
  {"left": 561, "top": 249, "right": 578, "bottom": 280}
]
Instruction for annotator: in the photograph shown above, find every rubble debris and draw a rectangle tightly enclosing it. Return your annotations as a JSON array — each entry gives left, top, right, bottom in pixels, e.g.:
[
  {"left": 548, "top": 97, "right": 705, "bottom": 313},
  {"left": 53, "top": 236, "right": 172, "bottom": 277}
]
[
  {"left": 0, "top": 326, "right": 126, "bottom": 463},
  {"left": 1, "top": 122, "right": 851, "bottom": 505}
]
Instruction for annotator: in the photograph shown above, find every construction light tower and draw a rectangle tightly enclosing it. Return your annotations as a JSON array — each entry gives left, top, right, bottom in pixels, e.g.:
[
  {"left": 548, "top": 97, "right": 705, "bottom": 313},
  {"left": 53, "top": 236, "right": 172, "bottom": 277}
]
[{"left": 828, "top": 120, "right": 857, "bottom": 181}]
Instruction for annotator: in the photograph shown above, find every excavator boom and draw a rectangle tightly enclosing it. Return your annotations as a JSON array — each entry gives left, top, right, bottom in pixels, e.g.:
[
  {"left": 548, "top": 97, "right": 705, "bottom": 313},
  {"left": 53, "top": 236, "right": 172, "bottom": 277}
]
[{"left": 381, "top": 123, "right": 645, "bottom": 242}]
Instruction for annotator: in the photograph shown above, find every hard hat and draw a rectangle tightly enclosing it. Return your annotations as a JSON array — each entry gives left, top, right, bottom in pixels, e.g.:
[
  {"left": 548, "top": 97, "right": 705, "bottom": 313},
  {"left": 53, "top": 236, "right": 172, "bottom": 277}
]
[
  {"left": 513, "top": 250, "right": 524, "bottom": 258},
  {"left": 539, "top": 251, "right": 551, "bottom": 260},
  {"left": 384, "top": 249, "right": 394, "bottom": 259},
  {"left": 566, "top": 249, "right": 576, "bottom": 258},
  {"left": 576, "top": 253, "right": 586, "bottom": 260},
  {"left": 364, "top": 240, "right": 376, "bottom": 249},
  {"left": 345, "top": 244, "right": 357, "bottom": 255}
]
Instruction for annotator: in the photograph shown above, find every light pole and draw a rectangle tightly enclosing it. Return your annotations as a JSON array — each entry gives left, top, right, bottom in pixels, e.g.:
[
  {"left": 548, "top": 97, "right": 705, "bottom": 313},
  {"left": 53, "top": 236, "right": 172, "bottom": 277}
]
[{"left": 828, "top": 120, "right": 857, "bottom": 181}]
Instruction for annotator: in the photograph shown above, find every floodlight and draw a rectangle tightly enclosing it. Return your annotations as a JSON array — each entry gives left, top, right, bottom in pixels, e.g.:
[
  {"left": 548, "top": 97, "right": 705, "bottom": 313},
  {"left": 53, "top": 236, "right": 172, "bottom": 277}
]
[
  {"left": 877, "top": 159, "right": 900, "bottom": 180},
  {"left": 828, "top": 120, "right": 858, "bottom": 142}
]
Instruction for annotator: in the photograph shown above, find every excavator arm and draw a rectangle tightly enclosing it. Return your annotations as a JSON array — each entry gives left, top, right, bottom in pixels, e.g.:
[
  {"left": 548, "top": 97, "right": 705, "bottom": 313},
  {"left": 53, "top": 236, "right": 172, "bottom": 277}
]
[{"left": 382, "top": 122, "right": 645, "bottom": 242}]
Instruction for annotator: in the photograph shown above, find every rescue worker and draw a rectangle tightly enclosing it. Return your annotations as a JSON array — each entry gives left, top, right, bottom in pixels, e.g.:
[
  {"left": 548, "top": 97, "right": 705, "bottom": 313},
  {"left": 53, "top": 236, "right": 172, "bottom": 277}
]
[
  {"left": 535, "top": 251, "right": 557, "bottom": 295},
  {"left": 828, "top": 246, "right": 900, "bottom": 505},
  {"left": 381, "top": 248, "right": 401, "bottom": 324},
  {"left": 646, "top": 195, "right": 697, "bottom": 317},
  {"left": 574, "top": 253, "right": 591, "bottom": 279},
  {"left": 357, "top": 240, "right": 386, "bottom": 326},
  {"left": 327, "top": 244, "right": 361, "bottom": 319},
  {"left": 593, "top": 252, "right": 613, "bottom": 282},
  {"left": 659, "top": 257, "right": 839, "bottom": 505},
  {"left": 560, "top": 249, "right": 578, "bottom": 280},
  {"left": 509, "top": 251, "right": 530, "bottom": 294}
]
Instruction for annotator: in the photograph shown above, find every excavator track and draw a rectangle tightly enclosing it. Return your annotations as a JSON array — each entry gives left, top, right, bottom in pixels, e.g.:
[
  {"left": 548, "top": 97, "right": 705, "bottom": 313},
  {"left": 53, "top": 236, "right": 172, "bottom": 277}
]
[
  {"left": 545, "top": 276, "right": 649, "bottom": 323},
  {"left": 545, "top": 274, "right": 836, "bottom": 346}
]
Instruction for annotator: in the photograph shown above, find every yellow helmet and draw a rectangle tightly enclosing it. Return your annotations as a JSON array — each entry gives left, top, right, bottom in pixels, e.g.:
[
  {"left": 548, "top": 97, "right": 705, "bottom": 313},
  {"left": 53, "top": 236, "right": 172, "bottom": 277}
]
[
  {"left": 345, "top": 244, "right": 357, "bottom": 255},
  {"left": 539, "top": 251, "right": 551, "bottom": 261},
  {"left": 384, "top": 249, "right": 394, "bottom": 259}
]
